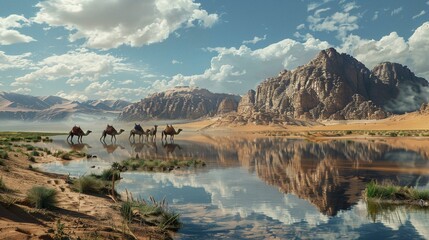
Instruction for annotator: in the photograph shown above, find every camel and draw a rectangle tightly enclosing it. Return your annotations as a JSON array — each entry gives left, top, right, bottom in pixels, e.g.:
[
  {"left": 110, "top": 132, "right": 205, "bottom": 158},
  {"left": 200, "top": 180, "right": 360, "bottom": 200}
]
[
  {"left": 161, "top": 124, "right": 182, "bottom": 142},
  {"left": 147, "top": 125, "right": 158, "bottom": 141},
  {"left": 100, "top": 124, "right": 124, "bottom": 142},
  {"left": 129, "top": 123, "right": 149, "bottom": 142},
  {"left": 67, "top": 126, "right": 92, "bottom": 143}
]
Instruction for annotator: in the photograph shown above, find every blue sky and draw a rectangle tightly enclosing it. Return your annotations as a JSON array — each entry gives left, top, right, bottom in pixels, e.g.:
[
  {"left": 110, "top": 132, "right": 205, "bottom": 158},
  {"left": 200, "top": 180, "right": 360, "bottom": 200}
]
[{"left": 0, "top": 0, "right": 428, "bottom": 102}]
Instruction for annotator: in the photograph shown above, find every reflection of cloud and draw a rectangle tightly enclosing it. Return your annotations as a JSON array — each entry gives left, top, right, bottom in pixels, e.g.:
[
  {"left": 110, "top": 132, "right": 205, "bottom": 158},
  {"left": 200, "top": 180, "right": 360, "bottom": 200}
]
[{"left": 125, "top": 168, "right": 327, "bottom": 225}]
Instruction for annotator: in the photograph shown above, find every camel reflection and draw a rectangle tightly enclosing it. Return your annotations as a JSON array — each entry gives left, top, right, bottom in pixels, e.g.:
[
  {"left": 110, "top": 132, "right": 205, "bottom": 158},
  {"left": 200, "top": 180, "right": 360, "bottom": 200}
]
[
  {"left": 163, "top": 142, "right": 182, "bottom": 154},
  {"left": 101, "top": 143, "right": 125, "bottom": 154},
  {"left": 130, "top": 141, "right": 158, "bottom": 156},
  {"left": 68, "top": 143, "right": 91, "bottom": 152}
]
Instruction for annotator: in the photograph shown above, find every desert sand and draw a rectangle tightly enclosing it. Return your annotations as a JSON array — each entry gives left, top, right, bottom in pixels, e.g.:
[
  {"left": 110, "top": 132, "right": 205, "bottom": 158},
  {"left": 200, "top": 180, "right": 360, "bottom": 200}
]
[{"left": 174, "top": 110, "right": 429, "bottom": 133}]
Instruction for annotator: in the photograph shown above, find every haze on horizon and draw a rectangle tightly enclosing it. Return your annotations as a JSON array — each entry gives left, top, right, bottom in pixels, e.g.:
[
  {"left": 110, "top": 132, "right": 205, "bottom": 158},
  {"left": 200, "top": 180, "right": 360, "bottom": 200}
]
[{"left": 1, "top": 0, "right": 429, "bottom": 102}]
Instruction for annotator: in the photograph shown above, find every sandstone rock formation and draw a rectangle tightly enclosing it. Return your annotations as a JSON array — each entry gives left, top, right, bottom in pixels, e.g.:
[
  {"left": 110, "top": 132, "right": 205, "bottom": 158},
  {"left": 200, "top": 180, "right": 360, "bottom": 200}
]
[
  {"left": 234, "top": 48, "right": 428, "bottom": 122},
  {"left": 118, "top": 86, "right": 240, "bottom": 121}
]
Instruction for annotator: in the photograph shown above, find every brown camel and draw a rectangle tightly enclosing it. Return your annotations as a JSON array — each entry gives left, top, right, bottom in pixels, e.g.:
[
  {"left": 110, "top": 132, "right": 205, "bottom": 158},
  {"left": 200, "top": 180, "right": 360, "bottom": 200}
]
[
  {"left": 147, "top": 125, "right": 158, "bottom": 141},
  {"left": 129, "top": 123, "right": 149, "bottom": 142},
  {"left": 100, "top": 124, "right": 124, "bottom": 142},
  {"left": 161, "top": 124, "right": 182, "bottom": 141},
  {"left": 67, "top": 126, "right": 92, "bottom": 143}
]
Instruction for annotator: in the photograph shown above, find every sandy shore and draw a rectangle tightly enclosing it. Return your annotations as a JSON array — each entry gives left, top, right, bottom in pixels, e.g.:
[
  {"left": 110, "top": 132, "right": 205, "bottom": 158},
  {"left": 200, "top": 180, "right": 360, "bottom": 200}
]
[{"left": 173, "top": 111, "right": 429, "bottom": 133}]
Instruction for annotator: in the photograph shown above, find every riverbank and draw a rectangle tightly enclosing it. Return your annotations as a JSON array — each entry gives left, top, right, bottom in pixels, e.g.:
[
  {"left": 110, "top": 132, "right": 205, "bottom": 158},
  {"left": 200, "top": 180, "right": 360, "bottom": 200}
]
[{"left": 0, "top": 132, "right": 171, "bottom": 239}]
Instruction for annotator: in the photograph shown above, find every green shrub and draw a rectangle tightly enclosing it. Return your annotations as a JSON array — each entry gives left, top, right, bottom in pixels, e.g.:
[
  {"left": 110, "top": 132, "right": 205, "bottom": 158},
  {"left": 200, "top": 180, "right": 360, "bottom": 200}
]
[
  {"left": 120, "top": 201, "right": 133, "bottom": 223},
  {"left": 27, "top": 186, "right": 57, "bottom": 209},
  {"left": 72, "top": 176, "right": 105, "bottom": 194},
  {"left": 0, "top": 150, "right": 8, "bottom": 159},
  {"left": 389, "top": 132, "right": 398, "bottom": 137},
  {"left": 61, "top": 153, "right": 72, "bottom": 160},
  {"left": 31, "top": 150, "right": 40, "bottom": 156},
  {"left": 98, "top": 168, "right": 120, "bottom": 181}
]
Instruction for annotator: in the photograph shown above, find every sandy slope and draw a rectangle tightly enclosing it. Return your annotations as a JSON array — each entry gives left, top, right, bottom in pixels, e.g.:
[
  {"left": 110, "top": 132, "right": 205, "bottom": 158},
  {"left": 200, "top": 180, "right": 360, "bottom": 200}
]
[
  {"left": 173, "top": 111, "right": 429, "bottom": 133},
  {"left": 0, "top": 144, "right": 164, "bottom": 239}
]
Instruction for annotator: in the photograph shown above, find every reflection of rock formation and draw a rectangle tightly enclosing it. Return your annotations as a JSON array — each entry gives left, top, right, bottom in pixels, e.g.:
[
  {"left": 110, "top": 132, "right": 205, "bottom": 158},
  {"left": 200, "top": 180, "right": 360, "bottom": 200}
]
[
  {"left": 122, "top": 136, "right": 429, "bottom": 216},
  {"left": 199, "top": 137, "right": 429, "bottom": 216}
]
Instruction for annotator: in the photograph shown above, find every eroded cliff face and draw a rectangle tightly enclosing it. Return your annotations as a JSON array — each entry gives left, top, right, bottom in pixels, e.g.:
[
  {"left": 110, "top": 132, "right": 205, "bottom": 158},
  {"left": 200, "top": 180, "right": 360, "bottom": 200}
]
[
  {"left": 234, "top": 48, "right": 428, "bottom": 122},
  {"left": 118, "top": 87, "right": 240, "bottom": 121}
]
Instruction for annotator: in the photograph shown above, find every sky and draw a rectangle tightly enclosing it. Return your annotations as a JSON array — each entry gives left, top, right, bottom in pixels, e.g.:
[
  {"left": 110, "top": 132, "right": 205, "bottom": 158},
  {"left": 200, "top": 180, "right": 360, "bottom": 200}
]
[{"left": 0, "top": 0, "right": 428, "bottom": 102}]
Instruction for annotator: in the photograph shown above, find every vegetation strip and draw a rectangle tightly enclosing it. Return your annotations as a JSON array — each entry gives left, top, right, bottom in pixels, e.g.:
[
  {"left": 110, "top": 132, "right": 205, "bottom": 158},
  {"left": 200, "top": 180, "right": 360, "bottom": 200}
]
[
  {"left": 364, "top": 181, "right": 429, "bottom": 206},
  {"left": 116, "top": 158, "right": 206, "bottom": 172}
]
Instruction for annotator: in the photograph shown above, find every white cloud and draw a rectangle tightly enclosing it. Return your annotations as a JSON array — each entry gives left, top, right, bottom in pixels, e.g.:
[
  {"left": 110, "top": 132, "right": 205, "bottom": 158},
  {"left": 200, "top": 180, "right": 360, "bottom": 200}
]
[
  {"left": 0, "top": 51, "right": 32, "bottom": 70},
  {"left": 172, "top": 59, "right": 183, "bottom": 65},
  {"left": 296, "top": 24, "right": 305, "bottom": 30},
  {"left": 314, "top": 8, "right": 331, "bottom": 16},
  {"left": 307, "top": 2, "right": 360, "bottom": 39},
  {"left": 308, "top": 12, "right": 359, "bottom": 39},
  {"left": 151, "top": 37, "right": 330, "bottom": 94},
  {"left": 56, "top": 90, "right": 88, "bottom": 102},
  {"left": 372, "top": 11, "right": 379, "bottom": 21},
  {"left": 0, "top": 14, "right": 35, "bottom": 45},
  {"left": 242, "top": 35, "right": 267, "bottom": 45},
  {"left": 412, "top": 10, "right": 426, "bottom": 19},
  {"left": 14, "top": 48, "right": 133, "bottom": 86},
  {"left": 391, "top": 7, "right": 403, "bottom": 16},
  {"left": 307, "top": 0, "right": 332, "bottom": 11},
  {"left": 118, "top": 80, "right": 134, "bottom": 85},
  {"left": 34, "top": 0, "right": 218, "bottom": 49},
  {"left": 343, "top": 2, "right": 358, "bottom": 12},
  {"left": 339, "top": 21, "right": 429, "bottom": 79},
  {"left": 11, "top": 87, "right": 31, "bottom": 94}
]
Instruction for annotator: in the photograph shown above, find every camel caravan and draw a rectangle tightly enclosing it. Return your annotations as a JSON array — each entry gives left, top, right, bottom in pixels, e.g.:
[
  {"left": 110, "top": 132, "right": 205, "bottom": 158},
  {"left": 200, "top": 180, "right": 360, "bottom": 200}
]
[{"left": 66, "top": 124, "right": 182, "bottom": 143}]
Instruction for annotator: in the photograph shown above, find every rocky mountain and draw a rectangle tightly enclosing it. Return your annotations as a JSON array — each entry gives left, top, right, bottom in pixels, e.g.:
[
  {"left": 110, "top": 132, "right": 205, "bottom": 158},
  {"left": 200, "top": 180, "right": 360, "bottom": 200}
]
[
  {"left": 0, "top": 92, "right": 131, "bottom": 121},
  {"left": 118, "top": 86, "right": 240, "bottom": 121},
  {"left": 82, "top": 99, "right": 131, "bottom": 111},
  {"left": 232, "top": 48, "right": 429, "bottom": 123}
]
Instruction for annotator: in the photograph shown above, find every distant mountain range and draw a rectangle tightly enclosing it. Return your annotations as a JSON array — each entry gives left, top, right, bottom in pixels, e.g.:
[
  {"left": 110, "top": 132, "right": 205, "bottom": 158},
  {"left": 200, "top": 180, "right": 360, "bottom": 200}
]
[
  {"left": 0, "top": 92, "right": 131, "bottom": 121},
  {"left": 2, "top": 48, "right": 428, "bottom": 123}
]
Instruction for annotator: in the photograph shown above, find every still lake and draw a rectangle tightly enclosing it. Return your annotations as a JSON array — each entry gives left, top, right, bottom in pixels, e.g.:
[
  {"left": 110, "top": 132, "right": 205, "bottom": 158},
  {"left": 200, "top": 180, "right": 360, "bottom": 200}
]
[{"left": 10, "top": 122, "right": 429, "bottom": 239}]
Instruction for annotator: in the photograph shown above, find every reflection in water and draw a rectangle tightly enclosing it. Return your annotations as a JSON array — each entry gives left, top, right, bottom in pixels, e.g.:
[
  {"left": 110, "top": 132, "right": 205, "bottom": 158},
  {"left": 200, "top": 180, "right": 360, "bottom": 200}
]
[
  {"left": 366, "top": 201, "right": 429, "bottom": 237},
  {"left": 38, "top": 135, "right": 429, "bottom": 239},
  {"left": 68, "top": 143, "right": 91, "bottom": 152},
  {"left": 162, "top": 142, "right": 182, "bottom": 154},
  {"left": 101, "top": 143, "right": 125, "bottom": 154}
]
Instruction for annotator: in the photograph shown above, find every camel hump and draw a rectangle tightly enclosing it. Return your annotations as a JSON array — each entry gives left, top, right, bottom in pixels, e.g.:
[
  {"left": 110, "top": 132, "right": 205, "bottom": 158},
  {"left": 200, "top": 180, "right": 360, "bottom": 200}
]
[
  {"left": 106, "top": 125, "right": 115, "bottom": 132},
  {"left": 164, "top": 124, "right": 175, "bottom": 133},
  {"left": 134, "top": 124, "right": 143, "bottom": 132},
  {"left": 72, "top": 126, "right": 82, "bottom": 134}
]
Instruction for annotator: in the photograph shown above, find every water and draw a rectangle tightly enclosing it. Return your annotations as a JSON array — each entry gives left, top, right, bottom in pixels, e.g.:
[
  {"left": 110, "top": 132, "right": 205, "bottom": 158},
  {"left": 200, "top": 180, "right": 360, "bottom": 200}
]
[{"left": 22, "top": 125, "right": 429, "bottom": 239}]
